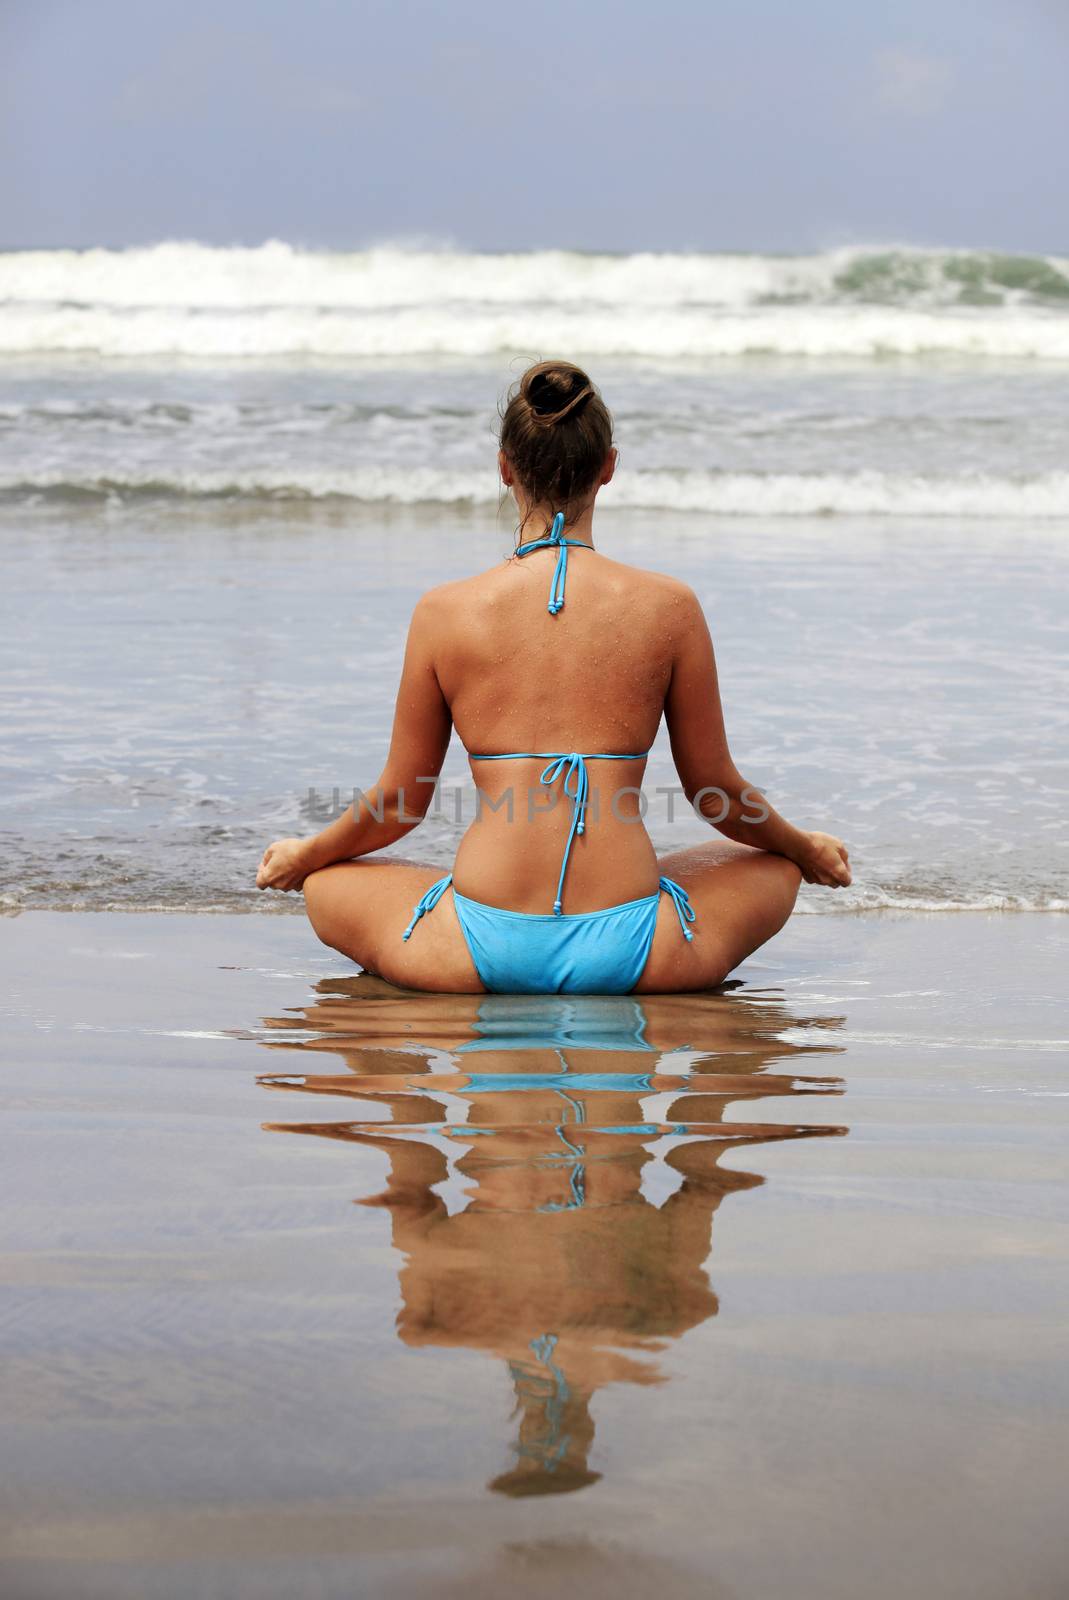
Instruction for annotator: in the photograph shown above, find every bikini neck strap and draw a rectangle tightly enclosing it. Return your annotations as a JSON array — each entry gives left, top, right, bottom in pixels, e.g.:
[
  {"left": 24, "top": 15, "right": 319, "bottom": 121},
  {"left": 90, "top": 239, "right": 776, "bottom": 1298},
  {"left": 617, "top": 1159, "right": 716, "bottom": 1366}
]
[
  {"left": 514, "top": 512, "right": 592, "bottom": 614},
  {"left": 515, "top": 511, "right": 593, "bottom": 553}
]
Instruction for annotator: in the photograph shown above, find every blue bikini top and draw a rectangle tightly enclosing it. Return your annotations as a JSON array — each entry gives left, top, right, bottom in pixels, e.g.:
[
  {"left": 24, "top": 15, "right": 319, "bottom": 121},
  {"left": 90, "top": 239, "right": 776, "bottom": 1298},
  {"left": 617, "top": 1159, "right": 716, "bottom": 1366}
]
[{"left": 469, "top": 511, "right": 656, "bottom": 918}]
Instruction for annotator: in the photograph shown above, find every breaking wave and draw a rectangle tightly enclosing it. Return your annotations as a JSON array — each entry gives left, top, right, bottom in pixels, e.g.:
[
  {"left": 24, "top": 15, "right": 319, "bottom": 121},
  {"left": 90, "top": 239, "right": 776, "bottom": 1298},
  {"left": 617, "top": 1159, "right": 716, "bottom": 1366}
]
[
  {"left": 3, "top": 241, "right": 1069, "bottom": 360},
  {"left": 7, "top": 465, "right": 1069, "bottom": 516}
]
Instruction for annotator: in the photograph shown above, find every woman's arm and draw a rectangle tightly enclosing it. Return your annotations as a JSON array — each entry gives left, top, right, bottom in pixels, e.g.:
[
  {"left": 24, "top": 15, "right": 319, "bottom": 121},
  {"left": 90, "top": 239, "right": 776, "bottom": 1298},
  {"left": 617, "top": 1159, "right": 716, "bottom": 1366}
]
[
  {"left": 664, "top": 585, "right": 850, "bottom": 887},
  {"left": 256, "top": 591, "right": 453, "bottom": 891}
]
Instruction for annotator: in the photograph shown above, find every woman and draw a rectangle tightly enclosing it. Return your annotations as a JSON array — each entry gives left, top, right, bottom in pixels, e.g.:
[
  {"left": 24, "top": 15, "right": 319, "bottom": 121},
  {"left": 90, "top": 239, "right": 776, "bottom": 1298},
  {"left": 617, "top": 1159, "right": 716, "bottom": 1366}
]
[{"left": 257, "top": 361, "right": 851, "bottom": 993}]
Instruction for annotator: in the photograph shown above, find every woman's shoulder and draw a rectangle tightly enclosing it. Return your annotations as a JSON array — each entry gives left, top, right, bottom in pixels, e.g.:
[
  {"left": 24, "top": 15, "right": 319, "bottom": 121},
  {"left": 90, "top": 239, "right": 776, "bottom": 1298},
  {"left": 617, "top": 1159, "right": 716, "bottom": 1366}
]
[
  {"left": 410, "top": 567, "right": 500, "bottom": 616},
  {"left": 406, "top": 570, "right": 497, "bottom": 637},
  {"left": 594, "top": 553, "right": 704, "bottom": 611}
]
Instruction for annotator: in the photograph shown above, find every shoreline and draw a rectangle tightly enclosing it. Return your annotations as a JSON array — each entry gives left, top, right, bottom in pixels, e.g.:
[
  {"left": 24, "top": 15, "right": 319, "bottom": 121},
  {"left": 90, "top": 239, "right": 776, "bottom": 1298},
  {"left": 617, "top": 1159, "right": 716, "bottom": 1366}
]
[
  {"left": 5, "top": 902, "right": 1067, "bottom": 917},
  {"left": 4, "top": 499, "right": 1066, "bottom": 919}
]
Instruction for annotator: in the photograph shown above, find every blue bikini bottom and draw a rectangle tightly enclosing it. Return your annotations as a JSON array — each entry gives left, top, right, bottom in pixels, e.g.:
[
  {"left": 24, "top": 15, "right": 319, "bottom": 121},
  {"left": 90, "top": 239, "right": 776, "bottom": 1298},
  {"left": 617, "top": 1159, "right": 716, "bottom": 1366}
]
[{"left": 401, "top": 874, "right": 695, "bottom": 995}]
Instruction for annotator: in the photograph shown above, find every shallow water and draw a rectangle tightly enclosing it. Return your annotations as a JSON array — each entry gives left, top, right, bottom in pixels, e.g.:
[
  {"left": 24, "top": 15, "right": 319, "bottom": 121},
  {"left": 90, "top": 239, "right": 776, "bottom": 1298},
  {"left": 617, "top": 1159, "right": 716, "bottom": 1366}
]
[
  {"left": 2, "top": 500, "right": 1066, "bottom": 914},
  {"left": 3, "top": 911, "right": 1068, "bottom": 1598}
]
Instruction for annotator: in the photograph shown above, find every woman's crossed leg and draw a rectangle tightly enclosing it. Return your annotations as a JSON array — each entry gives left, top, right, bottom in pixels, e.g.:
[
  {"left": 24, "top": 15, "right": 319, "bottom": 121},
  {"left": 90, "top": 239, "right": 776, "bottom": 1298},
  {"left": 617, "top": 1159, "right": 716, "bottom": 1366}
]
[{"left": 301, "top": 838, "right": 800, "bottom": 995}]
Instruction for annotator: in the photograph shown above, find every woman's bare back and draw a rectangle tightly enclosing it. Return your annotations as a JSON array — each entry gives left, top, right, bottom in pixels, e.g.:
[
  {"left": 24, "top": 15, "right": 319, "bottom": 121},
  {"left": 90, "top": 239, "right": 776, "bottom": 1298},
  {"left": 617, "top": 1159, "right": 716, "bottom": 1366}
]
[{"left": 429, "top": 545, "right": 692, "bottom": 913}]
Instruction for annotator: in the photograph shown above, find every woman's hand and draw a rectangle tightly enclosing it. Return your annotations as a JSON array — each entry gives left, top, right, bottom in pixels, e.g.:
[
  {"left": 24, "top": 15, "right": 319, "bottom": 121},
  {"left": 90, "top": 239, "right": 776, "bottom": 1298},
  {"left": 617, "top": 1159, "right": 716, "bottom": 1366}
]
[
  {"left": 256, "top": 838, "right": 314, "bottom": 893},
  {"left": 797, "top": 831, "right": 852, "bottom": 888}
]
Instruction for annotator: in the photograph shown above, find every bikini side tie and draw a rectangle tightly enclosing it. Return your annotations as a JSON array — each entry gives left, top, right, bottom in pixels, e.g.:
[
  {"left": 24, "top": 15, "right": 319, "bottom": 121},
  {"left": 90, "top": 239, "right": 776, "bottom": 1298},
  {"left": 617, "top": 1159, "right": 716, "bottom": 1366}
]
[
  {"left": 658, "top": 875, "right": 696, "bottom": 942},
  {"left": 514, "top": 511, "right": 591, "bottom": 615},
  {"left": 401, "top": 872, "right": 453, "bottom": 941}
]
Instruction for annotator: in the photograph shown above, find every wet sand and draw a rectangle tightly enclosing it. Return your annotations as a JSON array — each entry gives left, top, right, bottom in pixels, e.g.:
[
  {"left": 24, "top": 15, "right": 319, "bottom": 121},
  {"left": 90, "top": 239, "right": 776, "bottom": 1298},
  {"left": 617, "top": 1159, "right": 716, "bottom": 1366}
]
[{"left": 2, "top": 910, "right": 1068, "bottom": 1599}]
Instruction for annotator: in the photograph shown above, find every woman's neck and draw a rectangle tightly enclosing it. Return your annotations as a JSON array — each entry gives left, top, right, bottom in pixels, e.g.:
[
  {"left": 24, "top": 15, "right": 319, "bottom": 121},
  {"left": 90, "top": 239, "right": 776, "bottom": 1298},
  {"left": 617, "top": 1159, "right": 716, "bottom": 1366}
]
[{"left": 518, "top": 503, "right": 596, "bottom": 548}]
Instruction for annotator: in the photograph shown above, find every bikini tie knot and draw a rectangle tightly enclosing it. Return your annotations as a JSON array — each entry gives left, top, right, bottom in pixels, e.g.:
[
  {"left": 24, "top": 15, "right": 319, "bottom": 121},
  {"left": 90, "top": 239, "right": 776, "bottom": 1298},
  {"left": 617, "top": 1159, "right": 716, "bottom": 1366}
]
[
  {"left": 400, "top": 873, "right": 453, "bottom": 941},
  {"left": 538, "top": 752, "right": 590, "bottom": 914},
  {"left": 547, "top": 532, "right": 568, "bottom": 616},
  {"left": 658, "top": 875, "right": 696, "bottom": 942},
  {"left": 514, "top": 511, "right": 573, "bottom": 615}
]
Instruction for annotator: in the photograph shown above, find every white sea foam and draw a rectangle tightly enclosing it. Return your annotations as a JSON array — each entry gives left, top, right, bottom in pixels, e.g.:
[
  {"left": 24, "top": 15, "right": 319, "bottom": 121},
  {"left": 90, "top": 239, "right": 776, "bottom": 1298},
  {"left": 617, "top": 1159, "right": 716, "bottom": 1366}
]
[
  {"left": 3, "top": 240, "right": 1069, "bottom": 310},
  {"left": 794, "top": 894, "right": 1069, "bottom": 914},
  {"left": 609, "top": 469, "right": 1069, "bottom": 518},
  {"left": 7, "top": 464, "right": 1069, "bottom": 517},
  {"left": 0, "top": 241, "right": 828, "bottom": 310},
  {"left": 2, "top": 241, "right": 1069, "bottom": 360},
  {"left": 4, "top": 302, "right": 1069, "bottom": 361}
]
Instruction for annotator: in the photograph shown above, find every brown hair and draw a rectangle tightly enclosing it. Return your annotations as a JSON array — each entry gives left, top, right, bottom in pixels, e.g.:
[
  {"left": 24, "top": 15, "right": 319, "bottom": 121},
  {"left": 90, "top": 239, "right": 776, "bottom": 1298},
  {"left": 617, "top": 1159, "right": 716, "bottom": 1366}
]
[{"left": 499, "top": 360, "right": 614, "bottom": 534}]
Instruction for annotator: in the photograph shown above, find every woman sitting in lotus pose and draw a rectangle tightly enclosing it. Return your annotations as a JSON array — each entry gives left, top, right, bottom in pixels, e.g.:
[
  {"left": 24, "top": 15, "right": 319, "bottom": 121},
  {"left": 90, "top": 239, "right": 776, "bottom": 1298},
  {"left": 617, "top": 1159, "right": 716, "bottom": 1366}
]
[{"left": 257, "top": 360, "right": 850, "bottom": 993}]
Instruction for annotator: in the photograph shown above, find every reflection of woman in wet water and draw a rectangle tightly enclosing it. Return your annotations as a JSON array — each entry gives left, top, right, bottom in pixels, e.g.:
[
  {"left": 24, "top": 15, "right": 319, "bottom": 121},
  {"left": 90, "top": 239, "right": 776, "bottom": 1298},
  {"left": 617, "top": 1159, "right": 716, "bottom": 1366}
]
[
  {"left": 257, "top": 361, "right": 850, "bottom": 994},
  {"left": 261, "top": 987, "right": 845, "bottom": 1496}
]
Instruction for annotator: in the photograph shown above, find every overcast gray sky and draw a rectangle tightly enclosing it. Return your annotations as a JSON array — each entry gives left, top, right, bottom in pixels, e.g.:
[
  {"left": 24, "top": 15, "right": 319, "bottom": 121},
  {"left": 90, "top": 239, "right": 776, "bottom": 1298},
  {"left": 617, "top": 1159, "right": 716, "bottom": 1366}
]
[{"left": 1, "top": 0, "right": 1066, "bottom": 253}]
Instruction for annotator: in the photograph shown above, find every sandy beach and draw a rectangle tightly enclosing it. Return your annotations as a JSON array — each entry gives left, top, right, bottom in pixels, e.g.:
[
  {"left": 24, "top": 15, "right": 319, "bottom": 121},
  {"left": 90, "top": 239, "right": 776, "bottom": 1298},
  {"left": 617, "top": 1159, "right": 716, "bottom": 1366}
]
[{"left": 3, "top": 907, "right": 1067, "bottom": 1599}]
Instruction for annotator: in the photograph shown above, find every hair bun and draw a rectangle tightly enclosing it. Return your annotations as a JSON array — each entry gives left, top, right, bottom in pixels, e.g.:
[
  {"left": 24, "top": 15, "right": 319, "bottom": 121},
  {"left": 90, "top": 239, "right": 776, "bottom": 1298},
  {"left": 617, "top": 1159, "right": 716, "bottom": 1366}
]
[
  {"left": 525, "top": 365, "right": 594, "bottom": 424},
  {"left": 499, "top": 359, "right": 614, "bottom": 521}
]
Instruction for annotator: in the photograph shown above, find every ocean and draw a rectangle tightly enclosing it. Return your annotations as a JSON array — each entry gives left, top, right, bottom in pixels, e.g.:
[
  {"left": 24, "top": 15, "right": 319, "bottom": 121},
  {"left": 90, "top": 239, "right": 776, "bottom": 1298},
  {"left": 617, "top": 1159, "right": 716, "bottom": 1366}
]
[{"left": 1, "top": 241, "right": 1067, "bottom": 914}]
